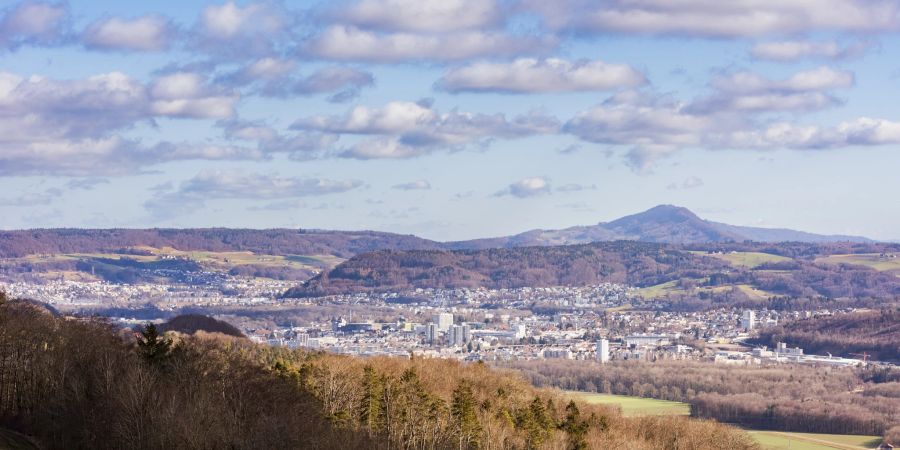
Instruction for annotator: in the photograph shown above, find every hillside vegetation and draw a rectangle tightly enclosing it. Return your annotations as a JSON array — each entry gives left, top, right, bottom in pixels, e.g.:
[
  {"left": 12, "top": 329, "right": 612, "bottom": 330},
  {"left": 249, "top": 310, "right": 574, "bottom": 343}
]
[
  {"left": 0, "top": 293, "right": 757, "bottom": 450},
  {"left": 751, "top": 309, "right": 900, "bottom": 363}
]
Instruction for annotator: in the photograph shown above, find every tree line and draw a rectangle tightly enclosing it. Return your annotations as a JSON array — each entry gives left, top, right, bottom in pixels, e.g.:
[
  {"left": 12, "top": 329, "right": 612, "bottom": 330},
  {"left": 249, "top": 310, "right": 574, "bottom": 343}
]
[{"left": 507, "top": 359, "right": 899, "bottom": 441}]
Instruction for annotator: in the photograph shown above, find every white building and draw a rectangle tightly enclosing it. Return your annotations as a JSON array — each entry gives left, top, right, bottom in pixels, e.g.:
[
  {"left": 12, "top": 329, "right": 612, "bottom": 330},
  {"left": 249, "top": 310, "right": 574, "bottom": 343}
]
[
  {"left": 433, "top": 313, "right": 454, "bottom": 332},
  {"left": 741, "top": 310, "right": 756, "bottom": 331},
  {"left": 426, "top": 323, "right": 439, "bottom": 344},
  {"left": 597, "top": 338, "right": 610, "bottom": 363}
]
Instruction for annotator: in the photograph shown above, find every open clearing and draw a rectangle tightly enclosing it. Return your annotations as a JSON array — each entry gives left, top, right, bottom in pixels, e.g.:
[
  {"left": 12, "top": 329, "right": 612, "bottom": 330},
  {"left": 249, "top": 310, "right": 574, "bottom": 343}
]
[
  {"left": 566, "top": 392, "right": 690, "bottom": 416},
  {"left": 815, "top": 253, "right": 900, "bottom": 275},
  {"left": 749, "top": 431, "right": 882, "bottom": 450},
  {"left": 636, "top": 279, "right": 779, "bottom": 300},
  {"left": 693, "top": 251, "right": 793, "bottom": 268}
]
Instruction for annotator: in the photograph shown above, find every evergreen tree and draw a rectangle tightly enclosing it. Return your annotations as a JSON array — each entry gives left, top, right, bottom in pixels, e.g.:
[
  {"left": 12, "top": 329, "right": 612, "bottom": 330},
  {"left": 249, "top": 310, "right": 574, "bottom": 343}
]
[
  {"left": 559, "top": 401, "right": 590, "bottom": 450},
  {"left": 451, "top": 381, "right": 482, "bottom": 449},
  {"left": 137, "top": 323, "right": 172, "bottom": 365},
  {"left": 359, "top": 365, "right": 383, "bottom": 433}
]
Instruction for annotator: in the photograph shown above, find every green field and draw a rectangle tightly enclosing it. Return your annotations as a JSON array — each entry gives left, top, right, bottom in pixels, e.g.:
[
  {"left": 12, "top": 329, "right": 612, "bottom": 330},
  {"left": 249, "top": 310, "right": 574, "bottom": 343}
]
[
  {"left": 749, "top": 431, "right": 882, "bottom": 450},
  {"left": 693, "top": 251, "right": 793, "bottom": 268},
  {"left": 636, "top": 280, "right": 779, "bottom": 300},
  {"left": 567, "top": 392, "right": 690, "bottom": 416},
  {"left": 815, "top": 253, "right": 900, "bottom": 274}
]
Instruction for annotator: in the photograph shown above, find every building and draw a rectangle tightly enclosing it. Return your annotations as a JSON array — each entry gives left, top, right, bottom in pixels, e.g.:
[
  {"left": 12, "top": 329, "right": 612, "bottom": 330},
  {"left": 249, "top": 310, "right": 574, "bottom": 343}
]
[
  {"left": 624, "top": 334, "right": 673, "bottom": 348},
  {"left": 426, "top": 323, "right": 439, "bottom": 344},
  {"left": 433, "top": 313, "right": 454, "bottom": 332},
  {"left": 597, "top": 339, "right": 610, "bottom": 363},
  {"left": 741, "top": 310, "right": 756, "bottom": 331}
]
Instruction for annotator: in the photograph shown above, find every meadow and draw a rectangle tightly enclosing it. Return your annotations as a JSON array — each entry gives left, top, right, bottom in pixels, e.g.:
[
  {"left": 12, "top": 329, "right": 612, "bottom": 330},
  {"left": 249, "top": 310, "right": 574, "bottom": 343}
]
[{"left": 565, "top": 392, "right": 690, "bottom": 416}]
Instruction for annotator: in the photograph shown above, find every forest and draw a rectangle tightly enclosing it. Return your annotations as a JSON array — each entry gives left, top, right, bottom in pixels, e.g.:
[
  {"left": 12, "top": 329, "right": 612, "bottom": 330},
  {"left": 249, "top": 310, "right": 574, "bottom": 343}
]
[
  {"left": 285, "top": 241, "right": 900, "bottom": 305},
  {"left": 507, "top": 359, "right": 900, "bottom": 442},
  {"left": 0, "top": 292, "right": 758, "bottom": 449},
  {"left": 751, "top": 308, "right": 900, "bottom": 363}
]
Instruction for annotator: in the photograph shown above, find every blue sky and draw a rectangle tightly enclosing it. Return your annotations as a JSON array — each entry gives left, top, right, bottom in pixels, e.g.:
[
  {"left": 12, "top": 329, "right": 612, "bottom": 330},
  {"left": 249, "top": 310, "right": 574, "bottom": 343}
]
[{"left": 1, "top": 0, "right": 899, "bottom": 241}]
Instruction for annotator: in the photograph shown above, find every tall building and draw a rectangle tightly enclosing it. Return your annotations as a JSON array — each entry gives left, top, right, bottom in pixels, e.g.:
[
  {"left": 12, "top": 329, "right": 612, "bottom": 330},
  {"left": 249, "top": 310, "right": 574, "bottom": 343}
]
[
  {"left": 597, "top": 339, "right": 610, "bottom": 363},
  {"left": 426, "top": 323, "right": 439, "bottom": 345},
  {"left": 433, "top": 313, "right": 453, "bottom": 332},
  {"left": 741, "top": 310, "right": 756, "bottom": 331},
  {"left": 449, "top": 324, "right": 472, "bottom": 347}
]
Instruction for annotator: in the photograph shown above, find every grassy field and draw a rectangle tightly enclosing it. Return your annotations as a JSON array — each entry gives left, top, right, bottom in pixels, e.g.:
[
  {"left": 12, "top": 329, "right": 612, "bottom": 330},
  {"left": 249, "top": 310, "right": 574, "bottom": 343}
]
[
  {"left": 749, "top": 431, "right": 882, "bottom": 450},
  {"left": 815, "top": 253, "right": 900, "bottom": 274},
  {"left": 566, "top": 392, "right": 690, "bottom": 416},
  {"left": 693, "top": 251, "right": 793, "bottom": 268},
  {"left": 636, "top": 280, "right": 778, "bottom": 300},
  {"left": 0, "top": 428, "right": 38, "bottom": 450}
]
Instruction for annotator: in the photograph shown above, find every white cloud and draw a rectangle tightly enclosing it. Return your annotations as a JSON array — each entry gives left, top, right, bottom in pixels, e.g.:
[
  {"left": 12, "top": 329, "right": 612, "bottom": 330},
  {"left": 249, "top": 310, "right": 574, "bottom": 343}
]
[
  {"left": 83, "top": 15, "right": 174, "bottom": 51},
  {"left": 306, "top": 25, "right": 555, "bottom": 62},
  {"left": 496, "top": 177, "right": 551, "bottom": 198},
  {"left": 392, "top": 179, "right": 431, "bottom": 190},
  {"left": 334, "top": 0, "right": 502, "bottom": 32},
  {"left": 192, "top": 1, "right": 293, "bottom": 59},
  {"left": 688, "top": 67, "right": 854, "bottom": 113},
  {"left": 0, "top": 70, "right": 248, "bottom": 176},
  {"left": 525, "top": 0, "right": 900, "bottom": 38},
  {"left": 438, "top": 58, "right": 645, "bottom": 93},
  {"left": 293, "top": 100, "right": 559, "bottom": 159},
  {"left": 751, "top": 40, "right": 870, "bottom": 61},
  {"left": 145, "top": 170, "right": 363, "bottom": 218},
  {"left": 565, "top": 89, "right": 900, "bottom": 170},
  {"left": 149, "top": 72, "right": 237, "bottom": 118},
  {"left": 0, "top": 1, "right": 68, "bottom": 48}
]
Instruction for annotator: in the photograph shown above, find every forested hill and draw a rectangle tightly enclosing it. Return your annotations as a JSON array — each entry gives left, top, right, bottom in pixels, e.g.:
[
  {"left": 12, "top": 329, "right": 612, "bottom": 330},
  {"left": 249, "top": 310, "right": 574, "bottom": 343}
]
[
  {"left": 285, "top": 241, "right": 900, "bottom": 302},
  {"left": 752, "top": 309, "right": 900, "bottom": 363},
  {"left": 285, "top": 241, "right": 729, "bottom": 297},
  {"left": 0, "top": 228, "right": 442, "bottom": 258}
]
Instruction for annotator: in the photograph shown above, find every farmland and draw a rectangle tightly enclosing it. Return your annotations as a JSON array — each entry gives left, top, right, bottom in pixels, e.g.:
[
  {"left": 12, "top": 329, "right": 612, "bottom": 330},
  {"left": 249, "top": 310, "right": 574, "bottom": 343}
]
[
  {"left": 565, "top": 392, "right": 690, "bottom": 416},
  {"left": 749, "top": 431, "right": 882, "bottom": 450}
]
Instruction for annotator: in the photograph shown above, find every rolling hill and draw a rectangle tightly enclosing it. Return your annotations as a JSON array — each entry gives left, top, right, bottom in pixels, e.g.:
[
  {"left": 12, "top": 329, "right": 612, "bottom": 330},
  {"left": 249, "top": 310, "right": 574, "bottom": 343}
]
[{"left": 449, "top": 205, "right": 874, "bottom": 249}]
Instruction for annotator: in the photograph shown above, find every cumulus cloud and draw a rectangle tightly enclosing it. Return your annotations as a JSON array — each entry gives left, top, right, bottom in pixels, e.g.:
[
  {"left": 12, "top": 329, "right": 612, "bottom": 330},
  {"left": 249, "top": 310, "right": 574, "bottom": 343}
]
[
  {"left": 392, "top": 179, "right": 431, "bottom": 190},
  {"left": 223, "top": 61, "right": 375, "bottom": 101},
  {"left": 305, "top": 25, "right": 556, "bottom": 62},
  {"left": 82, "top": 15, "right": 175, "bottom": 51},
  {"left": 524, "top": 0, "right": 900, "bottom": 38},
  {"left": 565, "top": 87, "right": 900, "bottom": 171},
  {"left": 688, "top": 66, "right": 854, "bottom": 113},
  {"left": 438, "top": 58, "right": 645, "bottom": 94},
  {"left": 495, "top": 177, "right": 551, "bottom": 198},
  {"left": 332, "top": 0, "right": 503, "bottom": 33},
  {"left": 145, "top": 170, "right": 363, "bottom": 218},
  {"left": 0, "top": 1, "right": 68, "bottom": 49},
  {"left": 292, "top": 100, "right": 560, "bottom": 159},
  {"left": 0, "top": 70, "right": 249, "bottom": 176},
  {"left": 751, "top": 40, "right": 871, "bottom": 62},
  {"left": 218, "top": 118, "right": 338, "bottom": 159},
  {"left": 191, "top": 1, "right": 295, "bottom": 59}
]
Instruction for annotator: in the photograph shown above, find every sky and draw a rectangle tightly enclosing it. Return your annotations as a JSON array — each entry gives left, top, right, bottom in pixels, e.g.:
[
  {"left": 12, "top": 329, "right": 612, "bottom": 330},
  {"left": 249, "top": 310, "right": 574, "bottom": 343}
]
[{"left": 1, "top": 0, "right": 899, "bottom": 241}]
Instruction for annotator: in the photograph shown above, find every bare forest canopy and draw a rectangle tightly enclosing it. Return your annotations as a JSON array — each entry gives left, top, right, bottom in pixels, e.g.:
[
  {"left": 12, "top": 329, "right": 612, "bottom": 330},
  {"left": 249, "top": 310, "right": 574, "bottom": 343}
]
[
  {"left": 750, "top": 308, "right": 900, "bottom": 363},
  {"left": 285, "top": 241, "right": 900, "bottom": 306},
  {"left": 0, "top": 296, "right": 757, "bottom": 450},
  {"left": 507, "top": 359, "right": 900, "bottom": 443}
]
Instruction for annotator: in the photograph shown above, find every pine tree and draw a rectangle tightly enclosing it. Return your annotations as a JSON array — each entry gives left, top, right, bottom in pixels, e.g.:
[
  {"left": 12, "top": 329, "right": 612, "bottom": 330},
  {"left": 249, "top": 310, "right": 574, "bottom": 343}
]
[
  {"left": 559, "top": 400, "right": 590, "bottom": 450},
  {"left": 359, "top": 365, "right": 383, "bottom": 433},
  {"left": 137, "top": 323, "right": 172, "bottom": 365},
  {"left": 451, "top": 381, "right": 481, "bottom": 449}
]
